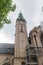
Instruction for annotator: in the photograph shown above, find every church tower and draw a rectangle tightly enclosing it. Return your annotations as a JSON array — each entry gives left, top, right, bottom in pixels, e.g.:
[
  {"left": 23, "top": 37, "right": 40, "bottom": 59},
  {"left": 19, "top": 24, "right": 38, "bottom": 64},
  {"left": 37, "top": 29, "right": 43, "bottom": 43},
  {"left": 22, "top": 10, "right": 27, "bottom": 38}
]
[{"left": 14, "top": 12, "right": 28, "bottom": 65}]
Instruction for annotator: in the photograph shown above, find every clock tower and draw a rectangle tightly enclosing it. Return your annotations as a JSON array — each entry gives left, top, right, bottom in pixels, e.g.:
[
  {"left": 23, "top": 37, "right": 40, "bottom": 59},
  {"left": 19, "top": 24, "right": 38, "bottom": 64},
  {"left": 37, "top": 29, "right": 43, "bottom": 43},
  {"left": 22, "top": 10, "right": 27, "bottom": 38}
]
[{"left": 14, "top": 12, "right": 28, "bottom": 65}]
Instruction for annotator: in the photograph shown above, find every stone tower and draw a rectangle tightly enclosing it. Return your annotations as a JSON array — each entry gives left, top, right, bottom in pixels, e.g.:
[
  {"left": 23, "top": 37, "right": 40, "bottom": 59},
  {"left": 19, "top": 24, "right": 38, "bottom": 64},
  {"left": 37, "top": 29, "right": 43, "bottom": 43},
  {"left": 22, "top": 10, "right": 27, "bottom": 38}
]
[{"left": 14, "top": 12, "right": 28, "bottom": 65}]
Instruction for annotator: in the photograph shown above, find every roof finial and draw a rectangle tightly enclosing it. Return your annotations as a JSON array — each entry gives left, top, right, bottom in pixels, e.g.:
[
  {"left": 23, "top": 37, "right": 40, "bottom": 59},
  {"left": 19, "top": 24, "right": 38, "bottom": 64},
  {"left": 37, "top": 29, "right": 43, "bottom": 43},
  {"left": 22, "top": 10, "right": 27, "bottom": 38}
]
[{"left": 18, "top": 11, "right": 24, "bottom": 19}]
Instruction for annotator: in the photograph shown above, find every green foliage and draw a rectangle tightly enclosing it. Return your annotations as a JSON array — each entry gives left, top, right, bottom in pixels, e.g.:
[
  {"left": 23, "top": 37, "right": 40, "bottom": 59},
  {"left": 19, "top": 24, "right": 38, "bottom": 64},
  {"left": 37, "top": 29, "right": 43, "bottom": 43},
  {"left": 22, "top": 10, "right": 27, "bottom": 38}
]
[{"left": 0, "top": 0, "right": 16, "bottom": 28}]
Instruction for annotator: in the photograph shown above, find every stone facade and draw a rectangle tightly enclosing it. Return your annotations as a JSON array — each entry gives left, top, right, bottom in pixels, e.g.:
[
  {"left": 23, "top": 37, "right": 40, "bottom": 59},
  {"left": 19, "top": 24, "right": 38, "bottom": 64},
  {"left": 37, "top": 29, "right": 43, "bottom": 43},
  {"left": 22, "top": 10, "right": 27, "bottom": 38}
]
[
  {"left": 0, "top": 44, "right": 14, "bottom": 65},
  {"left": 28, "top": 26, "right": 43, "bottom": 65},
  {"left": 29, "top": 26, "right": 42, "bottom": 47},
  {"left": 14, "top": 13, "right": 28, "bottom": 65},
  {"left": 0, "top": 54, "right": 14, "bottom": 65},
  {"left": 0, "top": 13, "right": 43, "bottom": 65}
]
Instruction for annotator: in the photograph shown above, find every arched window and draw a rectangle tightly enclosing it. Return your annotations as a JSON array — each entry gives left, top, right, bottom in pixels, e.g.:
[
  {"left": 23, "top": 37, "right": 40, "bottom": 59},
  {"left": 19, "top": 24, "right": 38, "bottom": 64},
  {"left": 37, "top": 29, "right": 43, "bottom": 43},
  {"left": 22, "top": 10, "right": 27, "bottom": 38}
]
[
  {"left": 22, "top": 62, "right": 25, "bottom": 65},
  {"left": 3, "top": 58, "right": 10, "bottom": 65},
  {"left": 4, "top": 58, "right": 10, "bottom": 64},
  {"left": 21, "top": 24, "right": 24, "bottom": 32}
]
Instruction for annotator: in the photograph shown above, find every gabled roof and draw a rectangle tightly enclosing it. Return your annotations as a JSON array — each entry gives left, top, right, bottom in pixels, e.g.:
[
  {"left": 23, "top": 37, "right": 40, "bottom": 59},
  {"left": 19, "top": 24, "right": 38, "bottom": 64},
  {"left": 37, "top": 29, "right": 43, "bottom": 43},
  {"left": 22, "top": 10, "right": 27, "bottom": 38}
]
[{"left": 0, "top": 43, "right": 14, "bottom": 54}]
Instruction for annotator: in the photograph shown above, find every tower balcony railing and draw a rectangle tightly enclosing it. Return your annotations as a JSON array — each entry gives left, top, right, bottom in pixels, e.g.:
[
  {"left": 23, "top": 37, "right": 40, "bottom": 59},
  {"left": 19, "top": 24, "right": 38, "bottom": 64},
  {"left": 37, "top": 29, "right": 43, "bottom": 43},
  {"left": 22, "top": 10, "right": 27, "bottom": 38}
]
[{"left": 26, "top": 46, "right": 43, "bottom": 56}]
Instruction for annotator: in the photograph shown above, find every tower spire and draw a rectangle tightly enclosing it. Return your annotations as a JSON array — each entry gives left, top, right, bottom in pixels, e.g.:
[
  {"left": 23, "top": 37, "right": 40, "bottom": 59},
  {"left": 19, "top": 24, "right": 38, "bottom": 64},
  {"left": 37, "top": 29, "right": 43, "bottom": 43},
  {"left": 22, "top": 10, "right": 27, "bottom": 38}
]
[
  {"left": 18, "top": 12, "right": 24, "bottom": 19},
  {"left": 17, "top": 12, "right": 26, "bottom": 22}
]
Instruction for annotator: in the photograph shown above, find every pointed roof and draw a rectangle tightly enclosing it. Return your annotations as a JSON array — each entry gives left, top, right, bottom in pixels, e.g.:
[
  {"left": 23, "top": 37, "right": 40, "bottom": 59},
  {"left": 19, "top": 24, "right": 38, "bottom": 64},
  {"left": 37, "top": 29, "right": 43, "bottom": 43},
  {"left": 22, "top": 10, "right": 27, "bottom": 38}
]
[
  {"left": 18, "top": 12, "right": 24, "bottom": 19},
  {"left": 17, "top": 12, "right": 26, "bottom": 22}
]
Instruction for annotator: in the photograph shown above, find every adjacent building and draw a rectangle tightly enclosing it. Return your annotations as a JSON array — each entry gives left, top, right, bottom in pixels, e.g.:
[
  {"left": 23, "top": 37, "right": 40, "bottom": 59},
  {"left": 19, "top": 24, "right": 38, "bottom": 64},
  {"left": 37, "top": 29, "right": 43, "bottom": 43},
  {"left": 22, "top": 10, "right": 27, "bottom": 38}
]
[
  {"left": 27, "top": 26, "right": 43, "bottom": 65},
  {"left": 0, "top": 43, "right": 14, "bottom": 65}
]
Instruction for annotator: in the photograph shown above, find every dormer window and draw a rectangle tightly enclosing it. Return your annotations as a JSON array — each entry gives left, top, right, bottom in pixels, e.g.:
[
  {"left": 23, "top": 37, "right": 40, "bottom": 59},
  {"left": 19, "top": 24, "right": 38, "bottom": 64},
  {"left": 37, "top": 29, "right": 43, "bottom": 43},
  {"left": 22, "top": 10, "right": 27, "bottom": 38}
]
[{"left": 7, "top": 48, "right": 10, "bottom": 52}]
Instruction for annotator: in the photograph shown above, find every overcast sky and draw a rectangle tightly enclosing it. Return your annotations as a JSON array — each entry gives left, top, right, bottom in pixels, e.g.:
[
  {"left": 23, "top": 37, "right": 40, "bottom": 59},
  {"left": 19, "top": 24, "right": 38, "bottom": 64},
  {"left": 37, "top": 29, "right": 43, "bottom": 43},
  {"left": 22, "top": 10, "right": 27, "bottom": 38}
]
[{"left": 0, "top": 0, "right": 43, "bottom": 44}]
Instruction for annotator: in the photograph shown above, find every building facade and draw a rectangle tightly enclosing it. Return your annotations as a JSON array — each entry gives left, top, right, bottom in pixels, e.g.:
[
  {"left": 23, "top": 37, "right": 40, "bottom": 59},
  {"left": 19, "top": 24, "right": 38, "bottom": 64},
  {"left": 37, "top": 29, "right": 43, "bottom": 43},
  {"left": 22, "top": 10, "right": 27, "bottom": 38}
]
[
  {"left": 0, "top": 44, "right": 14, "bottom": 65},
  {"left": 0, "top": 13, "right": 43, "bottom": 65},
  {"left": 27, "top": 26, "right": 43, "bottom": 65}
]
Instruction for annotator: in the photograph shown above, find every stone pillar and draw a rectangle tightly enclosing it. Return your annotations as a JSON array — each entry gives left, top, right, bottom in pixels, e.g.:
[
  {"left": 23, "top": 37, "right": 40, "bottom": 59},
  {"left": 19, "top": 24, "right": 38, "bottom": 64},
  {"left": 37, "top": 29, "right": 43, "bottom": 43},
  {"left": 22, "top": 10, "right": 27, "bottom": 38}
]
[
  {"left": 36, "top": 34, "right": 42, "bottom": 47},
  {"left": 33, "top": 36, "right": 37, "bottom": 47}
]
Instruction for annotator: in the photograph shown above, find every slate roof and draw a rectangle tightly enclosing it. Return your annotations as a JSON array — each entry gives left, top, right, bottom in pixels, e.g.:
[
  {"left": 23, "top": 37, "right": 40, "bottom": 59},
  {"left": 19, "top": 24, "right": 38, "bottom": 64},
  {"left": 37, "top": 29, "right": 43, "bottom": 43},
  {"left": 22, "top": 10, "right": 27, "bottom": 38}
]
[{"left": 0, "top": 43, "right": 14, "bottom": 54}]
